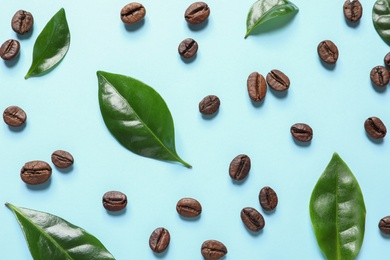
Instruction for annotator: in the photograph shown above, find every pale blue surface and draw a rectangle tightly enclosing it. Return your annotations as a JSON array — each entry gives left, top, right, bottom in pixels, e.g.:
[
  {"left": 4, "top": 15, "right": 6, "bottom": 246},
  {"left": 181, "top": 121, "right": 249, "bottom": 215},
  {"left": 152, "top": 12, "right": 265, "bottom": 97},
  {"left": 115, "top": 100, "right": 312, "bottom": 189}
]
[{"left": 1, "top": 0, "right": 390, "bottom": 259}]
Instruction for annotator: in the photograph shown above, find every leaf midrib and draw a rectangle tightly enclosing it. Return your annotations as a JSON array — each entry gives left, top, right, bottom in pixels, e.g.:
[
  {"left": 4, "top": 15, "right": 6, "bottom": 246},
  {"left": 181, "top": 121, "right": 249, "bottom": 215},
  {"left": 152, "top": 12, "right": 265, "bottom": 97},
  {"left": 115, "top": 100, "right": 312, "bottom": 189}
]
[{"left": 10, "top": 205, "right": 74, "bottom": 260}]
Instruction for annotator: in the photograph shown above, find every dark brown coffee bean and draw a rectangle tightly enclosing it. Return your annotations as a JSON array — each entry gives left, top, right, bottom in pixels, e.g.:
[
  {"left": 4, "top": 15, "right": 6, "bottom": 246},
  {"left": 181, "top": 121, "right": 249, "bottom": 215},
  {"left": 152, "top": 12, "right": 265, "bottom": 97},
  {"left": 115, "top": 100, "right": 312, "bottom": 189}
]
[
  {"left": 266, "top": 69, "right": 290, "bottom": 91},
  {"left": 199, "top": 95, "right": 220, "bottom": 115},
  {"left": 176, "top": 198, "right": 202, "bottom": 218},
  {"left": 0, "top": 39, "right": 20, "bottom": 60},
  {"left": 384, "top": 52, "right": 390, "bottom": 67},
  {"left": 11, "top": 10, "right": 34, "bottom": 34},
  {"left": 178, "top": 38, "right": 198, "bottom": 59},
  {"left": 229, "top": 154, "right": 251, "bottom": 181},
  {"left": 120, "top": 2, "right": 146, "bottom": 24},
  {"left": 343, "top": 0, "right": 362, "bottom": 22},
  {"left": 149, "top": 227, "right": 170, "bottom": 253},
  {"left": 102, "top": 191, "right": 128, "bottom": 211},
  {"left": 247, "top": 72, "right": 267, "bottom": 102},
  {"left": 370, "top": 66, "right": 390, "bottom": 87},
  {"left": 364, "top": 116, "right": 387, "bottom": 139},
  {"left": 241, "top": 207, "right": 265, "bottom": 232},
  {"left": 51, "top": 150, "right": 74, "bottom": 168},
  {"left": 3, "top": 106, "right": 26, "bottom": 127},
  {"left": 185, "top": 2, "right": 210, "bottom": 24},
  {"left": 20, "top": 161, "right": 52, "bottom": 185},
  {"left": 379, "top": 216, "right": 390, "bottom": 234},
  {"left": 259, "top": 186, "right": 278, "bottom": 211},
  {"left": 290, "top": 123, "right": 313, "bottom": 142},
  {"left": 317, "top": 40, "right": 339, "bottom": 64},
  {"left": 201, "top": 240, "right": 227, "bottom": 260}
]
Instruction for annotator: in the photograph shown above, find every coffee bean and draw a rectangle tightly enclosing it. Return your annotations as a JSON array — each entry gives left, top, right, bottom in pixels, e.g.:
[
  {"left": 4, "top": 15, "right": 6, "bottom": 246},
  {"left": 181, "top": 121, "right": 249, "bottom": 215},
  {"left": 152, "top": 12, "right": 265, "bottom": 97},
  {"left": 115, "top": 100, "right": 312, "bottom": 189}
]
[
  {"left": 102, "top": 191, "right": 127, "bottom": 211},
  {"left": 364, "top": 116, "right": 387, "bottom": 139},
  {"left": 241, "top": 207, "right": 265, "bottom": 232},
  {"left": 176, "top": 198, "right": 202, "bottom": 218},
  {"left": 20, "top": 161, "right": 52, "bottom": 185},
  {"left": 247, "top": 72, "right": 267, "bottom": 102},
  {"left": 185, "top": 2, "right": 210, "bottom": 24},
  {"left": 229, "top": 154, "right": 251, "bottom": 181},
  {"left": 120, "top": 2, "right": 146, "bottom": 24},
  {"left": 51, "top": 150, "right": 74, "bottom": 168},
  {"left": 178, "top": 38, "right": 198, "bottom": 59},
  {"left": 199, "top": 95, "right": 220, "bottom": 115},
  {"left": 384, "top": 52, "right": 390, "bottom": 67},
  {"left": 317, "top": 40, "right": 339, "bottom": 64},
  {"left": 370, "top": 66, "right": 390, "bottom": 87},
  {"left": 290, "top": 123, "right": 313, "bottom": 142},
  {"left": 11, "top": 10, "right": 34, "bottom": 34},
  {"left": 3, "top": 106, "right": 26, "bottom": 127},
  {"left": 0, "top": 39, "right": 20, "bottom": 60},
  {"left": 149, "top": 227, "right": 170, "bottom": 253},
  {"left": 259, "top": 186, "right": 278, "bottom": 211},
  {"left": 201, "top": 240, "right": 227, "bottom": 260},
  {"left": 266, "top": 69, "right": 290, "bottom": 91},
  {"left": 379, "top": 216, "right": 390, "bottom": 234},
  {"left": 343, "top": 0, "right": 362, "bottom": 22}
]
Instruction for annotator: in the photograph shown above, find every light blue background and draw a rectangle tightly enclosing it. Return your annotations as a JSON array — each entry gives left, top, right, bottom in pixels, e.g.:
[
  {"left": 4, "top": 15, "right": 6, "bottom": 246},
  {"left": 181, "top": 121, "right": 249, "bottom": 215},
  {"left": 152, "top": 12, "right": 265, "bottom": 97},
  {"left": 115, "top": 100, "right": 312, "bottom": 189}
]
[{"left": 1, "top": 0, "right": 390, "bottom": 259}]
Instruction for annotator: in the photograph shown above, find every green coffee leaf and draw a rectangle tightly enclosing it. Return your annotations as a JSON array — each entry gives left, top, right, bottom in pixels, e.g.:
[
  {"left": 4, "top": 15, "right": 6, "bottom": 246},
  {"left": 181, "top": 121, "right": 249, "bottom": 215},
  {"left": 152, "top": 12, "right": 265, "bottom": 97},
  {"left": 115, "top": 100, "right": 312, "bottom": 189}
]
[
  {"left": 6, "top": 203, "right": 115, "bottom": 260},
  {"left": 310, "top": 153, "right": 366, "bottom": 260},
  {"left": 245, "top": 0, "right": 299, "bottom": 38},
  {"left": 25, "top": 8, "right": 70, "bottom": 79},
  {"left": 97, "top": 71, "right": 191, "bottom": 168},
  {"left": 373, "top": 0, "right": 390, "bottom": 46}
]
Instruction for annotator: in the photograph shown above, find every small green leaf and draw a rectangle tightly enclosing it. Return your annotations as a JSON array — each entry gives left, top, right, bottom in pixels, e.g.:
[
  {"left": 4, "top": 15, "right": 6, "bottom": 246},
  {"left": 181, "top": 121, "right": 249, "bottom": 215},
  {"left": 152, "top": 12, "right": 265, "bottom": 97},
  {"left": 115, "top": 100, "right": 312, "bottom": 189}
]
[
  {"left": 25, "top": 8, "right": 70, "bottom": 79},
  {"left": 373, "top": 0, "right": 390, "bottom": 46},
  {"left": 245, "top": 0, "right": 299, "bottom": 39},
  {"left": 6, "top": 203, "right": 115, "bottom": 260},
  {"left": 97, "top": 71, "right": 191, "bottom": 168},
  {"left": 310, "top": 153, "right": 366, "bottom": 260}
]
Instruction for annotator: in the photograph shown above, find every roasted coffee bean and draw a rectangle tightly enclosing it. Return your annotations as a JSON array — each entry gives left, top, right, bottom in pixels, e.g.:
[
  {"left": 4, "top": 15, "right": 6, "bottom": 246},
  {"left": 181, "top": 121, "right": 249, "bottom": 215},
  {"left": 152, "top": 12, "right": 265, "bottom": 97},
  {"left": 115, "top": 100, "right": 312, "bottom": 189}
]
[
  {"left": 247, "top": 72, "right": 267, "bottom": 102},
  {"left": 102, "top": 191, "right": 127, "bottom": 211},
  {"left": 379, "top": 216, "right": 390, "bottom": 235},
  {"left": 51, "top": 150, "right": 74, "bottom": 168},
  {"left": 120, "top": 2, "right": 146, "bottom": 24},
  {"left": 384, "top": 52, "right": 390, "bottom": 67},
  {"left": 201, "top": 240, "right": 227, "bottom": 260},
  {"left": 20, "top": 161, "right": 52, "bottom": 185},
  {"left": 343, "top": 0, "right": 363, "bottom": 22},
  {"left": 0, "top": 39, "right": 20, "bottom": 60},
  {"left": 3, "top": 106, "right": 26, "bottom": 127},
  {"left": 259, "top": 186, "right": 278, "bottom": 211},
  {"left": 199, "top": 95, "right": 220, "bottom": 115},
  {"left": 370, "top": 66, "right": 390, "bottom": 87},
  {"left": 266, "top": 69, "right": 290, "bottom": 91},
  {"left": 317, "top": 40, "right": 339, "bottom": 64},
  {"left": 241, "top": 207, "right": 265, "bottom": 232},
  {"left": 11, "top": 10, "right": 34, "bottom": 34},
  {"left": 364, "top": 116, "right": 387, "bottom": 139},
  {"left": 229, "top": 154, "right": 251, "bottom": 181},
  {"left": 290, "top": 123, "right": 313, "bottom": 142},
  {"left": 176, "top": 198, "right": 202, "bottom": 218},
  {"left": 178, "top": 38, "right": 198, "bottom": 59},
  {"left": 185, "top": 2, "right": 210, "bottom": 24},
  {"left": 149, "top": 227, "right": 170, "bottom": 253}
]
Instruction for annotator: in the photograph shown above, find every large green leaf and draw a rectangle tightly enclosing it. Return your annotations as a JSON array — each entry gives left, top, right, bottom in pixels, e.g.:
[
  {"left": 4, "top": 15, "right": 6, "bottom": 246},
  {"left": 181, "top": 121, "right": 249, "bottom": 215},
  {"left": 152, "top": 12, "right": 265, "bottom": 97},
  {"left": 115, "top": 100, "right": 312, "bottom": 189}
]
[
  {"left": 245, "top": 0, "right": 299, "bottom": 38},
  {"left": 373, "top": 0, "right": 390, "bottom": 45},
  {"left": 310, "top": 153, "right": 366, "bottom": 260},
  {"left": 6, "top": 203, "right": 115, "bottom": 260},
  {"left": 97, "top": 71, "right": 191, "bottom": 168},
  {"left": 25, "top": 8, "right": 70, "bottom": 79}
]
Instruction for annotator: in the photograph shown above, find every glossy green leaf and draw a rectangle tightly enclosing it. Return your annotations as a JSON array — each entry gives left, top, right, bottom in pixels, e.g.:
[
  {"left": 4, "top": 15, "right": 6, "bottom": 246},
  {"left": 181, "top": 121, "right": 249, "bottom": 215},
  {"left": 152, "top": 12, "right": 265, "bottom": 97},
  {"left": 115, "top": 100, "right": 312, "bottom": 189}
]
[
  {"left": 25, "top": 8, "right": 70, "bottom": 79},
  {"left": 373, "top": 0, "right": 390, "bottom": 45},
  {"left": 97, "top": 71, "right": 191, "bottom": 168},
  {"left": 310, "top": 153, "right": 366, "bottom": 260},
  {"left": 6, "top": 203, "right": 115, "bottom": 260},
  {"left": 245, "top": 0, "right": 299, "bottom": 38}
]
